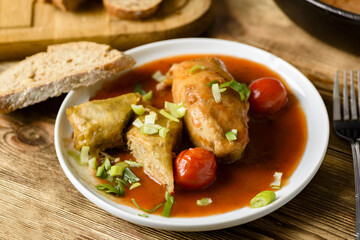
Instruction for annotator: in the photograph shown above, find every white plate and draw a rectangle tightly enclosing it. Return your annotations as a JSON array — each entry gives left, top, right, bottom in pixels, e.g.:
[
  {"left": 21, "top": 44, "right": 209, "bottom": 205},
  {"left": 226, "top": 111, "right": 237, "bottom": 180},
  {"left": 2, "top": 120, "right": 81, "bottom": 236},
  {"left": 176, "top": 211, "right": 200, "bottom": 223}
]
[{"left": 54, "top": 38, "right": 329, "bottom": 231}]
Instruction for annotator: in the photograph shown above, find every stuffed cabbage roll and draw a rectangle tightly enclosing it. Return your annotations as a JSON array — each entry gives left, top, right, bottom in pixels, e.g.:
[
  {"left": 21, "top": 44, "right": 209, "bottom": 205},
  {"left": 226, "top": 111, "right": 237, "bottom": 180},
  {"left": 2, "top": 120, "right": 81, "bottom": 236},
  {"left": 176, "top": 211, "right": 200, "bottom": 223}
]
[
  {"left": 159, "top": 57, "right": 249, "bottom": 163},
  {"left": 126, "top": 105, "right": 183, "bottom": 193},
  {"left": 67, "top": 93, "right": 141, "bottom": 152}
]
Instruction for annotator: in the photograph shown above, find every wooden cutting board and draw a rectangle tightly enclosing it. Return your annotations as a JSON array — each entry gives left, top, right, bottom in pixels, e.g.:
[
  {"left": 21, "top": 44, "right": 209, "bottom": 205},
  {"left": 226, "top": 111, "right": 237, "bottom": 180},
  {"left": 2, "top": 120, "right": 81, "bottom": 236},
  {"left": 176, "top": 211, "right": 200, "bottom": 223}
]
[{"left": 0, "top": 0, "right": 212, "bottom": 60}]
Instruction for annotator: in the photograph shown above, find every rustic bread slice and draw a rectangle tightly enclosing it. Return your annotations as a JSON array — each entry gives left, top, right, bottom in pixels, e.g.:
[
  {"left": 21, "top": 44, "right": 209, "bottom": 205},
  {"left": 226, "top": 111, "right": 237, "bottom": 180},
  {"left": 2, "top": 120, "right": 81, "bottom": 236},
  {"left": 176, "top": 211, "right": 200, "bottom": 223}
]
[
  {"left": 52, "top": 0, "right": 88, "bottom": 11},
  {"left": 103, "top": 0, "right": 163, "bottom": 19},
  {"left": 0, "top": 41, "right": 135, "bottom": 113}
]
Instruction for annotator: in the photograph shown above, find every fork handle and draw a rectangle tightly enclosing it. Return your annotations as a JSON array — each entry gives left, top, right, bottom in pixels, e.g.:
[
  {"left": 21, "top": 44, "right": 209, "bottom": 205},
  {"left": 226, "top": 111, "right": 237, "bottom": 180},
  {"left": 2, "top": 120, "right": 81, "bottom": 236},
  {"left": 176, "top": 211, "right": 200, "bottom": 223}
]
[{"left": 351, "top": 141, "right": 360, "bottom": 240}]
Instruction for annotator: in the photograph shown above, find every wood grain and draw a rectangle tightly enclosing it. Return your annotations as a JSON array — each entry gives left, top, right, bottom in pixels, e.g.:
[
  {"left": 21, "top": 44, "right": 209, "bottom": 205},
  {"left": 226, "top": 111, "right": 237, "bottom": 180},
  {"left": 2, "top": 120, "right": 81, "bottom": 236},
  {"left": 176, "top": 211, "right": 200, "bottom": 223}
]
[
  {"left": 0, "top": 0, "right": 34, "bottom": 29},
  {"left": 0, "top": 0, "right": 360, "bottom": 239},
  {"left": 0, "top": 0, "right": 212, "bottom": 60}
]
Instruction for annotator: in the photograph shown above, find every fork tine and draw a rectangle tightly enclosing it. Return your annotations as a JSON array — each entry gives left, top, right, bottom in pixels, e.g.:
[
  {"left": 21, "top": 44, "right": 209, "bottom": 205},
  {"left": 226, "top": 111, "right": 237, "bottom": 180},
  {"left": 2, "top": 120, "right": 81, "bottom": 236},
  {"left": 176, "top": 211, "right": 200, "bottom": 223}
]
[
  {"left": 333, "top": 70, "right": 341, "bottom": 121},
  {"left": 350, "top": 70, "right": 358, "bottom": 120},
  {"left": 343, "top": 70, "right": 350, "bottom": 120}
]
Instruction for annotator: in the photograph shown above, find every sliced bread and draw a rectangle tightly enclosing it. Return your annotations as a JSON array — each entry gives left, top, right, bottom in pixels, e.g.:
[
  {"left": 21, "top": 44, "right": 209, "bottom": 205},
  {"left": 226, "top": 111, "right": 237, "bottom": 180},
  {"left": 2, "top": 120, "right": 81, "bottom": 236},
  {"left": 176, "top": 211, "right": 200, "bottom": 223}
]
[
  {"left": 0, "top": 41, "right": 135, "bottom": 113},
  {"left": 103, "top": 0, "right": 163, "bottom": 19}
]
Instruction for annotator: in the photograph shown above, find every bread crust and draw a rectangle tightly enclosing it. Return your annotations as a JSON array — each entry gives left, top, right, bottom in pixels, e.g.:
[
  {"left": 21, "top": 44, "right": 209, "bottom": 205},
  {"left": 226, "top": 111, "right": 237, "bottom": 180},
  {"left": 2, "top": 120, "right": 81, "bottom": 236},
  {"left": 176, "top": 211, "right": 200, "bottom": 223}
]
[
  {"left": 103, "top": 0, "right": 163, "bottom": 19},
  {"left": 0, "top": 42, "right": 135, "bottom": 113}
]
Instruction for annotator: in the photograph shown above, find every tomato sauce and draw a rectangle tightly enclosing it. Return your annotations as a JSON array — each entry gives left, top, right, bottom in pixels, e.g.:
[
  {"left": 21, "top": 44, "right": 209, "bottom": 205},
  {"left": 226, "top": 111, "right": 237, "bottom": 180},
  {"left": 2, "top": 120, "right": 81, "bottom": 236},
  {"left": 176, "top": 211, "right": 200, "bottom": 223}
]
[{"left": 93, "top": 55, "right": 307, "bottom": 217}]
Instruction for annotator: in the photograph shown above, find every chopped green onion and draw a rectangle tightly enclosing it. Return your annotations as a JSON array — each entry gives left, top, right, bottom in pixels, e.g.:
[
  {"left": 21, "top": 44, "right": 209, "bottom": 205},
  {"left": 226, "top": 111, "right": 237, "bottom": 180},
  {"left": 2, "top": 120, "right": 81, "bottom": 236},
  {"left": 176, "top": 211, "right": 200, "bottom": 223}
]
[
  {"left": 116, "top": 180, "right": 125, "bottom": 196},
  {"left": 159, "top": 109, "right": 179, "bottom": 122},
  {"left": 206, "top": 80, "right": 218, "bottom": 86},
  {"left": 131, "top": 104, "right": 145, "bottom": 115},
  {"left": 134, "top": 83, "right": 153, "bottom": 101},
  {"left": 147, "top": 123, "right": 162, "bottom": 129},
  {"left": 165, "top": 101, "right": 186, "bottom": 118},
  {"left": 95, "top": 183, "right": 124, "bottom": 196},
  {"left": 270, "top": 172, "right": 283, "bottom": 189},
  {"left": 159, "top": 127, "right": 170, "bottom": 138},
  {"left": 225, "top": 129, "right": 238, "bottom": 141},
  {"left": 124, "top": 160, "right": 144, "bottom": 167},
  {"left": 96, "top": 183, "right": 115, "bottom": 192},
  {"left": 145, "top": 112, "right": 157, "bottom": 124},
  {"left": 110, "top": 162, "right": 129, "bottom": 177},
  {"left": 104, "top": 157, "right": 111, "bottom": 171},
  {"left": 189, "top": 65, "right": 206, "bottom": 74},
  {"left": 197, "top": 198, "right": 213, "bottom": 206},
  {"left": 143, "top": 90, "right": 153, "bottom": 101},
  {"left": 117, "top": 178, "right": 129, "bottom": 187},
  {"left": 130, "top": 182, "right": 141, "bottom": 190},
  {"left": 219, "top": 88, "right": 227, "bottom": 93},
  {"left": 131, "top": 198, "right": 165, "bottom": 213},
  {"left": 133, "top": 118, "right": 143, "bottom": 128},
  {"left": 106, "top": 171, "right": 114, "bottom": 182},
  {"left": 152, "top": 70, "right": 167, "bottom": 82},
  {"left": 162, "top": 191, "right": 175, "bottom": 217},
  {"left": 80, "top": 146, "right": 90, "bottom": 165},
  {"left": 138, "top": 213, "right": 149, "bottom": 218},
  {"left": 177, "top": 105, "right": 186, "bottom": 117},
  {"left": 67, "top": 149, "right": 80, "bottom": 163},
  {"left": 101, "top": 170, "right": 108, "bottom": 179},
  {"left": 212, "top": 83, "right": 225, "bottom": 103},
  {"left": 141, "top": 124, "right": 159, "bottom": 135},
  {"left": 96, "top": 163, "right": 105, "bottom": 178},
  {"left": 89, "top": 157, "right": 97, "bottom": 169},
  {"left": 220, "top": 79, "right": 251, "bottom": 101},
  {"left": 134, "top": 83, "right": 146, "bottom": 95},
  {"left": 250, "top": 190, "right": 276, "bottom": 208},
  {"left": 123, "top": 168, "right": 140, "bottom": 183}
]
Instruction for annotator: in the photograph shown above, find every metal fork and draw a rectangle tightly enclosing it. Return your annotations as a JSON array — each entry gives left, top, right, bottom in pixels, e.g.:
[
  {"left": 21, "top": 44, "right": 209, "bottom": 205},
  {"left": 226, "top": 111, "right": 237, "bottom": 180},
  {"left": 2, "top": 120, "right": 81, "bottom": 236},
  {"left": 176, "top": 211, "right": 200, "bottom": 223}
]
[{"left": 333, "top": 70, "right": 360, "bottom": 239}]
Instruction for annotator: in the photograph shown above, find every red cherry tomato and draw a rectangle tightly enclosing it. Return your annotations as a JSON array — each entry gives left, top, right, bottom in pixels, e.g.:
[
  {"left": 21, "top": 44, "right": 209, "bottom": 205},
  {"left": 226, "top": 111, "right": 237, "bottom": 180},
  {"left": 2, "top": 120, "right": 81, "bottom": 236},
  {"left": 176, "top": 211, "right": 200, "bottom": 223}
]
[
  {"left": 248, "top": 77, "right": 288, "bottom": 114},
  {"left": 174, "top": 148, "right": 217, "bottom": 190}
]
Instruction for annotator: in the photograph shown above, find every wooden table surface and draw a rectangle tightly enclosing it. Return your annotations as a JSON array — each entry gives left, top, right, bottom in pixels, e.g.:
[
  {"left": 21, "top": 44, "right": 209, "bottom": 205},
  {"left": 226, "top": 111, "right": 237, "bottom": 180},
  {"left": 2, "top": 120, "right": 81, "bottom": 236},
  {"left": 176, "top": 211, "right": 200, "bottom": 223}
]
[{"left": 1, "top": 0, "right": 359, "bottom": 239}]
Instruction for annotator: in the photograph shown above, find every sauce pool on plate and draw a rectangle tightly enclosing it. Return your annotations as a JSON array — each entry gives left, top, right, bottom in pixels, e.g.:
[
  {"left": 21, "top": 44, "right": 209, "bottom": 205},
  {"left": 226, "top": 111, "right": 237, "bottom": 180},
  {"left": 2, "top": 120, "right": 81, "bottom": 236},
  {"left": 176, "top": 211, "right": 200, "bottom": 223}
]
[{"left": 92, "top": 54, "right": 307, "bottom": 217}]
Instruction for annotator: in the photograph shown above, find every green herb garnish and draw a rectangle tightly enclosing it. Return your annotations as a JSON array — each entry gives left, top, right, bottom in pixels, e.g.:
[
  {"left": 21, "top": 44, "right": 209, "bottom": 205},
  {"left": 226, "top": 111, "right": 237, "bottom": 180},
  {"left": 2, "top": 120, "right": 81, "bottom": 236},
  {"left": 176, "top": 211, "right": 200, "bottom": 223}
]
[
  {"left": 67, "top": 149, "right": 80, "bottom": 163},
  {"left": 110, "top": 162, "right": 129, "bottom": 177},
  {"left": 161, "top": 191, "right": 175, "bottom": 217},
  {"left": 134, "top": 83, "right": 153, "bottom": 101},
  {"left": 220, "top": 79, "right": 251, "bottom": 101},
  {"left": 159, "top": 109, "right": 180, "bottom": 122},
  {"left": 134, "top": 83, "right": 146, "bottom": 95},
  {"left": 96, "top": 163, "right": 107, "bottom": 178},
  {"left": 189, "top": 65, "right": 206, "bottom": 74},
  {"left": 80, "top": 146, "right": 90, "bottom": 165},
  {"left": 142, "top": 90, "right": 153, "bottom": 101},
  {"left": 250, "top": 190, "right": 276, "bottom": 208},
  {"left": 197, "top": 198, "right": 213, "bottom": 206},
  {"left": 123, "top": 168, "right": 140, "bottom": 183},
  {"left": 225, "top": 129, "right": 238, "bottom": 141},
  {"left": 124, "top": 160, "right": 144, "bottom": 167},
  {"left": 95, "top": 182, "right": 124, "bottom": 196},
  {"left": 206, "top": 80, "right": 218, "bottom": 86},
  {"left": 131, "top": 198, "right": 165, "bottom": 213},
  {"left": 104, "top": 157, "right": 111, "bottom": 171},
  {"left": 130, "top": 182, "right": 141, "bottom": 190},
  {"left": 131, "top": 104, "right": 145, "bottom": 115}
]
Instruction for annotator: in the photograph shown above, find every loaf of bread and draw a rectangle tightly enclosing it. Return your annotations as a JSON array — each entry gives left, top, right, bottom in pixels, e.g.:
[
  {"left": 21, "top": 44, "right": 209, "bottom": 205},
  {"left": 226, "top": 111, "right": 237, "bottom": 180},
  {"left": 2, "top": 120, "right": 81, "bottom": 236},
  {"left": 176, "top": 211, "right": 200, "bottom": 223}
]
[
  {"left": 103, "top": 0, "right": 163, "bottom": 19},
  {"left": 0, "top": 41, "right": 135, "bottom": 113}
]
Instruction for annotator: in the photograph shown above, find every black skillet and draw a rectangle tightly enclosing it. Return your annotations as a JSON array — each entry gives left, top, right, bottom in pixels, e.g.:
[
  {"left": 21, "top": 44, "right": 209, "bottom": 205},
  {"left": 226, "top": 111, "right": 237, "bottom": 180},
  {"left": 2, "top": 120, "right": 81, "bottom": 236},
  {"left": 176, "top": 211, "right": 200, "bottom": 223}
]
[{"left": 274, "top": 0, "right": 360, "bottom": 55}]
